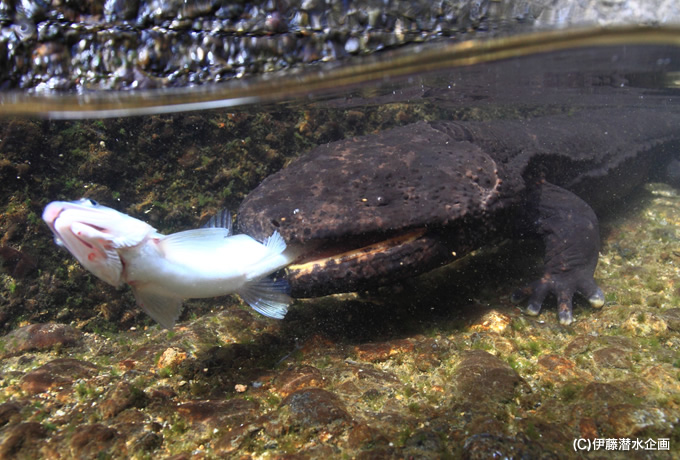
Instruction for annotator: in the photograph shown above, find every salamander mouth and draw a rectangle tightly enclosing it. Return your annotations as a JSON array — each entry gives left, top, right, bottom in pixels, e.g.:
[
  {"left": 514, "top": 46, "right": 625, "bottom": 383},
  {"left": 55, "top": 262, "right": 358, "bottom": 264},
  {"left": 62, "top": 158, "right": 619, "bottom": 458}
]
[
  {"left": 284, "top": 228, "right": 453, "bottom": 298},
  {"left": 289, "top": 228, "right": 427, "bottom": 274}
]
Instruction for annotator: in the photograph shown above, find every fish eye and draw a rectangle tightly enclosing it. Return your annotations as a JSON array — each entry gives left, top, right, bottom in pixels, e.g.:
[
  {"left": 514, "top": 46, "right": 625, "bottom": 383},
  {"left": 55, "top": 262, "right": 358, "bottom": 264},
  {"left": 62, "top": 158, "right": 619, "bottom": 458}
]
[{"left": 79, "top": 198, "right": 99, "bottom": 206}]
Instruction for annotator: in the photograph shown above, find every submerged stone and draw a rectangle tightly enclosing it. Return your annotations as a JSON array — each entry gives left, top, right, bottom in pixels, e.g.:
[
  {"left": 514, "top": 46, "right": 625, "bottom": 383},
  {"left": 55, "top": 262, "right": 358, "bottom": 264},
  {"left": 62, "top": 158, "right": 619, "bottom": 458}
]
[
  {"left": 69, "top": 424, "right": 121, "bottom": 459},
  {"left": 355, "top": 339, "right": 414, "bottom": 363},
  {"left": 0, "top": 421, "right": 47, "bottom": 459},
  {"left": 453, "top": 350, "right": 528, "bottom": 404},
  {"left": 176, "top": 399, "right": 259, "bottom": 434},
  {"left": 1, "top": 323, "right": 82, "bottom": 356},
  {"left": 273, "top": 365, "right": 325, "bottom": 397},
  {"left": 592, "top": 346, "right": 632, "bottom": 369},
  {"left": 99, "top": 381, "right": 149, "bottom": 419},
  {"left": 281, "top": 388, "right": 351, "bottom": 428},
  {"left": 20, "top": 358, "right": 97, "bottom": 395}
]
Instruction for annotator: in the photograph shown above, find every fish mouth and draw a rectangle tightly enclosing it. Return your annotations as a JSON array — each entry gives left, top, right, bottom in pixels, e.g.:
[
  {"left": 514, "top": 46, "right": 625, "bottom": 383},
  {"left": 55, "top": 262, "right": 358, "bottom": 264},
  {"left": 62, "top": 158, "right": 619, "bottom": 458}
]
[
  {"left": 42, "top": 203, "right": 66, "bottom": 236},
  {"left": 46, "top": 206, "right": 106, "bottom": 247}
]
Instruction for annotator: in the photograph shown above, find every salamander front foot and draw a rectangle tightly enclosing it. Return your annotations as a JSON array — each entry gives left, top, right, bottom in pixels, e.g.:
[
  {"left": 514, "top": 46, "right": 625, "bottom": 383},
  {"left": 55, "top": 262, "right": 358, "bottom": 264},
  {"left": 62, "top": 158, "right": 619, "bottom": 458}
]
[{"left": 514, "top": 182, "right": 604, "bottom": 325}]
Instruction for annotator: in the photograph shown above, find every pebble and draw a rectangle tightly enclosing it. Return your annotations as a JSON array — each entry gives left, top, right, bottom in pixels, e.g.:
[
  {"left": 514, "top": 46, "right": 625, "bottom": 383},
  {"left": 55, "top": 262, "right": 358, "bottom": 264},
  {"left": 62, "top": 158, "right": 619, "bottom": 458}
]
[
  {"left": 461, "top": 433, "right": 551, "bottom": 459},
  {"left": 99, "top": 381, "right": 148, "bottom": 419},
  {"left": 661, "top": 307, "right": 680, "bottom": 331},
  {"left": 20, "top": 358, "right": 97, "bottom": 395},
  {"left": 453, "top": 350, "right": 528, "bottom": 403},
  {"left": 606, "top": 405, "right": 670, "bottom": 438},
  {"left": 0, "top": 422, "right": 46, "bottom": 458},
  {"left": 354, "top": 338, "right": 414, "bottom": 362},
  {"left": 0, "top": 0, "right": 519, "bottom": 92},
  {"left": 347, "top": 422, "right": 389, "bottom": 449},
  {"left": 622, "top": 312, "right": 668, "bottom": 336},
  {"left": 281, "top": 388, "right": 351, "bottom": 428},
  {"left": 592, "top": 346, "right": 631, "bottom": 369},
  {"left": 156, "top": 346, "right": 188, "bottom": 369},
  {"left": 0, "top": 401, "right": 22, "bottom": 426},
  {"left": 1, "top": 323, "right": 82, "bottom": 357},
  {"left": 69, "top": 424, "right": 121, "bottom": 459},
  {"left": 176, "top": 399, "right": 259, "bottom": 434},
  {"left": 273, "top": 365, "right": 324, "bottom": 397},
  {"left": 536, "top": 353, "right": 590, "bottom": 383}
]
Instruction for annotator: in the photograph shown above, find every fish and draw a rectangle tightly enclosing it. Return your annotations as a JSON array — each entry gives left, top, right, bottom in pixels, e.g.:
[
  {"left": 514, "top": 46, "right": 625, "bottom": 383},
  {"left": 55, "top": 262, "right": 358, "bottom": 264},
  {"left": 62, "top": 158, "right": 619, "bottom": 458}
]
[{"left": 42, "top": 198, "right": 299, "bottom": 329}]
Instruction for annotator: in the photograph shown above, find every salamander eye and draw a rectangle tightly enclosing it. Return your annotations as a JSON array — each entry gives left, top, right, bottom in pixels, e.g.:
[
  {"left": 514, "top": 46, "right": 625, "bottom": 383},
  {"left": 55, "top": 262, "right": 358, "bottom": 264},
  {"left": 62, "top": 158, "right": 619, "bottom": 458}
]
[{"left": 88, "top": 199, "right": 99, "bottom": 206}]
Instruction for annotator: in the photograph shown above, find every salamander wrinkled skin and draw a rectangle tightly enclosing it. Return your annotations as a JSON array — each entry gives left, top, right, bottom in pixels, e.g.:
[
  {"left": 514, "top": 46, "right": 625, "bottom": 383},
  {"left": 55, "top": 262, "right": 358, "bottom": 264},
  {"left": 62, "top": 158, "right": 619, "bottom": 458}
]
[{"left": 238, "top": 108, "right": 680, "bottom": 324}]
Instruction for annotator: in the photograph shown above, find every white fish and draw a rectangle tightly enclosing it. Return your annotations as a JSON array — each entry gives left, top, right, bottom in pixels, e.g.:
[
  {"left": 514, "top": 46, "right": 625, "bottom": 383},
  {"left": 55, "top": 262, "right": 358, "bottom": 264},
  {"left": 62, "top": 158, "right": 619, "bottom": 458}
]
[{"left": 42, "top": 198, "right": 298, "bottom": 329}]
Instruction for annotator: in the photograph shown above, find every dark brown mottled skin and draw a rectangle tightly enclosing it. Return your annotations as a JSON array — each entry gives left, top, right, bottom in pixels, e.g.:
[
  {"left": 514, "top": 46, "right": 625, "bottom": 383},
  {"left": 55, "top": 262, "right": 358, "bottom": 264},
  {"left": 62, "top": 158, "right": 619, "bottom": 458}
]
[{"left": 238, "top": 109, "right": 680, "bottom": 324}]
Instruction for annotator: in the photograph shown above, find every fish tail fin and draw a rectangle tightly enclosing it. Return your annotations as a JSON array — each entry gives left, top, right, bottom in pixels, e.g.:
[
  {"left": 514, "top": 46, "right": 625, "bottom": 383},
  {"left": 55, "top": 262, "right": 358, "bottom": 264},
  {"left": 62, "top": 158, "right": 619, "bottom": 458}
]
[{"left": 238, "top": 276, "right": 292, "bottom": 319}]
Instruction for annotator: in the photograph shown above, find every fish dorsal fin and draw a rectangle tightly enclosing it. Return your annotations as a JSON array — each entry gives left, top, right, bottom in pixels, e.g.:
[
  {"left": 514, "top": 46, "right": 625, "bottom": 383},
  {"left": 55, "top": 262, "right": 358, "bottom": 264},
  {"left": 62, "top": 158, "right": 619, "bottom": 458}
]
[
  {"left": 131, "top": 285, "right": 183, "bottom": 329},
  {"left": 202, "top": 209, "right": 232, "bottom": 234},
  {"left": 158, "top": 228, "right": 230, "bottom": 257},
  {"left": 238, "top": 276, "right": 292, "bottom": 319}
]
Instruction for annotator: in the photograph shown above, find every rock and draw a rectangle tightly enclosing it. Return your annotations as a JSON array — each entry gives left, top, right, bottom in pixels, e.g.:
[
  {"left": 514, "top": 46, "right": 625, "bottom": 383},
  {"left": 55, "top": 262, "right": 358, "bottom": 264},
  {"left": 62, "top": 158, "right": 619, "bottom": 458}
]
[
  {"left": 355, "top": 339, "right": 414, "bottom": 362},
  {"left": 453, "top": 350, "right": 528, "bottom": 403},
  {"left": 69, "top": 424, "right": 122, "bottom": 459},
  {"left": 20, "top": 358, "right": 97, "bottom": 395},
  {"left": 404, "top": 428, "right": 444, "bottom": 454},
  {"left": 347, "top": 423, "right": 389, "bottom": 449},
  {"left": 214, "top": 423, "right": 262, "bottom": 455},
  {"left": 281, "top": 388, "right": 351, "bottom": 428},
  {"left": 99, "top": 381, "right": 148, "bottom": 419},
  {"left": 0, "top": 401, "right": 22, "bottom": 427},
  {"left": 592, "top": 347, "right": 631, "bottom": 369},
  {"left": 354, "top": 447, "right": 400, "bottom": 459},
  {"left": 537, "top": 354, "right": 575, "bottom": 372},
  {"left": 564, "top": 335, "right": 594, "bottom": 356},
  {"left": 176, "top": 399, "right": 259, "bottom": 435},
  {"left": 0, "top": 421, "right": 46, "bottom": 459},
  {"left": 1, "top": 323, "right": 82, "bottom": 356},
  {"left": 580, "top": 382, "right": 630, "bottom": 404},
  {"left": 350, "top": 364, "right": 400, "bottom": 385},
  {"left": 273, "top": 365, "right": 325, "bottom": 397},
  {"left": 414, "top": 352, "right": 441, "bottom": 372},
  {"left": 579, "top": 417, "right": 599, "bottom": 439},
  {"left": 468, "top": 310, "right": 512, "bottom": 333},
  {"left": 125, "top": 345, "right": 168, "bottom": 370},
  {"left": 128, "top": 430, "right": 163, "bottom": 453},
  {"left": 0, "top": 245, "right": 36, "bottom": 278},
  {"left": 661, "top": 307, "right": 680, "bottom": 331},
  {"left": 622, "top": 313, "right": 667, "bottom": 336},
  {"left": 461, "top": 433, "right": 555, "bottom": 460},
  {"left": 640, "top": 365, "right": 680, "bottom": 393},
  {"left": 156, "top": 346, "right": 188, "bottom": 369},
  {"left": 606, "top": 405, "right": 671, "bottom": 438}
]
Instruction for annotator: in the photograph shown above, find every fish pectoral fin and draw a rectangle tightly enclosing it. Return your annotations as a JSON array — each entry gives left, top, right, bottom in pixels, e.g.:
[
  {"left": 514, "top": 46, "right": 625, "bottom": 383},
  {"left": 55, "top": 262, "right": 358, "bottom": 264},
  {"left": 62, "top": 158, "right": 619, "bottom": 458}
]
[
  {"left": 263, "top": 231, "right": 286, "bottom": 254},
  {"left": 131, "top": 286, "right": 184, "bottom": 329},
  {"left": 243, "top": 231, "right": 296, "bottom": 282},
  {"left": 238, "top": 276, "right": 292, "bottom": 319}
]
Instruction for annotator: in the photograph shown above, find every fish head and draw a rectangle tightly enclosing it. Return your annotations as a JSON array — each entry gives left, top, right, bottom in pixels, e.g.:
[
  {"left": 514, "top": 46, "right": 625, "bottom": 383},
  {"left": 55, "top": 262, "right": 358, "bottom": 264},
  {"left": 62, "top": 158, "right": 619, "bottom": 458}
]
[{"left": 42, "top": 198, "right": 157, "bottom": 286}]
